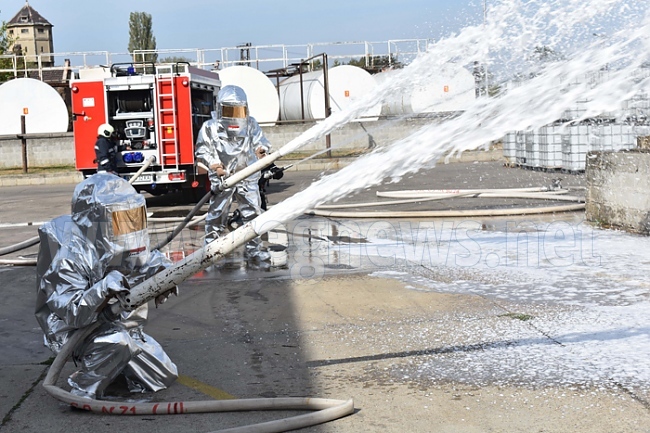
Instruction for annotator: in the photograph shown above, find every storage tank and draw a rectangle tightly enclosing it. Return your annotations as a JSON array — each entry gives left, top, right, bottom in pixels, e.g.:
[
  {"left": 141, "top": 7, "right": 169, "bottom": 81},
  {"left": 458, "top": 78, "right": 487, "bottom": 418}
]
[
  {"left": 217, "top": 66, "right": 279, "bottom": 125},
  {"left": 0, "top": 78, "right": 69, "bottom": 135},
  {"left": 374, "top": 65, "right": 476, "bottom": 115},
  {"left": 278, "top": 65, "right": 381, "bottom": 121}
]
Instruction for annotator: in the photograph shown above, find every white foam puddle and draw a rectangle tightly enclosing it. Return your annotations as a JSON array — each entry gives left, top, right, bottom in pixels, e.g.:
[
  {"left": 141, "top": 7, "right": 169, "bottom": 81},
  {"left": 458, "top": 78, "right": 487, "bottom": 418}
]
[{"left": 366, "top": 221, "right": 650, "bottom": 389}]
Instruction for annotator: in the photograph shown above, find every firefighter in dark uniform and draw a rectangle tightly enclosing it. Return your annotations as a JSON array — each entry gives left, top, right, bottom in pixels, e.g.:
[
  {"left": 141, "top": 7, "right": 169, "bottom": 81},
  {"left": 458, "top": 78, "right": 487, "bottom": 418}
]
[{"left": 95, "top": 123, "right": 118, "bottom": 173}]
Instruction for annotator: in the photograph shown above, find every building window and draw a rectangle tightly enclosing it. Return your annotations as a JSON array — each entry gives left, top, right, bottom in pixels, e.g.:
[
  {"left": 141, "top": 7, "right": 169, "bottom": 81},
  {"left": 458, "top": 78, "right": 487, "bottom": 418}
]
[
  {"left": 21, "top": 29, "right": 29, "bottom": 34},
  {"left": 9, "top": 29, "right": 13, "bottom": 35},
  {"left": 20, "top": 16, "right": 28, "bottom": 23},
  {"left": 38, "top": 28, "right": 45, "bottom": 34},
  {"left": 40, "top": 46, "right": 44, "bottom": 53}
]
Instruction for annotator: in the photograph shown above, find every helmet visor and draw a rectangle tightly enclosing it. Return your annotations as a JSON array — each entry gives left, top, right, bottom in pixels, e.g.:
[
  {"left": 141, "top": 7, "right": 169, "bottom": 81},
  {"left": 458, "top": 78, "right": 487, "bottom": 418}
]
[
  {"left": 221, "top": 105, "right": 246, "bottom": 119},
  {"left": 112, "top": 206, "right": 146, "bottom": 236}
]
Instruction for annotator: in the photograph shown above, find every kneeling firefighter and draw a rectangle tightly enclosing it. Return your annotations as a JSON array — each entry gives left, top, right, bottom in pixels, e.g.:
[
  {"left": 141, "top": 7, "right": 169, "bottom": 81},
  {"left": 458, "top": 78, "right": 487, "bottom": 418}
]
[{"left": 35, "top": 172, "right": 178, "bottom": 399}]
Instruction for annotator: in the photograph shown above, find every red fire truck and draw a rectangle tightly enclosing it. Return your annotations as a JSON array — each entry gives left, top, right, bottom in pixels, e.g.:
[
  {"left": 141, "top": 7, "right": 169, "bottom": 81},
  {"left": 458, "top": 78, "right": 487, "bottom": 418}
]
[{"left": 70, "top": 62, "right": 220, "bottom": 196}]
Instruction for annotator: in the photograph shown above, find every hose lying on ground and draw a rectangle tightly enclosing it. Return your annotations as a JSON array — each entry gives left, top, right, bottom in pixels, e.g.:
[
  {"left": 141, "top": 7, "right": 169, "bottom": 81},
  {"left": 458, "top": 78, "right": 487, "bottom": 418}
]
[
  {"left": 0, "top": 236, "right": 39, "bottom": 256},
  {"left": 0, "top": 257, "right": 37, "bottom": 266},
  {"left": 315, "top": 189, "right": 571, "bottom": 210},
  {"left": 0, "top": 236, "right": 41, "bottom": 265},
  {"left": 151, "top": 190, "right": 213, "bottom": 250},
  {"left": 309, "top": 187, "right": 585, "bottom": 218}
]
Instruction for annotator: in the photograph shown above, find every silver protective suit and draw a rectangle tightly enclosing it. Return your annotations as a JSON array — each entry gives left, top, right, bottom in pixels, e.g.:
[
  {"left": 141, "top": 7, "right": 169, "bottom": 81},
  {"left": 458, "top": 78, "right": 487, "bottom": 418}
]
[
  {"left": 195, "top": 85, "right": 272, "bottom": 257},
  {"left": 35, "top": 173, "right": 178, "bottom": 398}
]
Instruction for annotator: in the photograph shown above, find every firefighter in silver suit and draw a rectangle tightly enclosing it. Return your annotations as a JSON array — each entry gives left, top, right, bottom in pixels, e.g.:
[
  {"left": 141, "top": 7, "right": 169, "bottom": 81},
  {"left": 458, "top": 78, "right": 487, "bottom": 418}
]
[
  {"left": 195, "top": 85, "right": 272, "bottom": 261},
  {"left": 35, "top": 173, "right": 178, "bottom": 399}
]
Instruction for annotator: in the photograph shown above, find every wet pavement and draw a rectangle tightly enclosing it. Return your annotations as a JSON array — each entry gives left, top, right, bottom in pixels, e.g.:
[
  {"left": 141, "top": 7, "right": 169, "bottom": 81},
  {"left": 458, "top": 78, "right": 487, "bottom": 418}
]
[{"left": 1, "top": 161, "right": 649, "bottom": 432}]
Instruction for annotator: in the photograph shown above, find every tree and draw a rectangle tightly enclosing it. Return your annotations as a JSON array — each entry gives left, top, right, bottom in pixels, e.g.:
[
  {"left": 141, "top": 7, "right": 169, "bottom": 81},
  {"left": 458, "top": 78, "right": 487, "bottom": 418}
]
[
  {"left": 159, "top": 56, "right": 192, "bottom": 64},
  {"left": 530, "top": 45, "right": 564, "bottom": 63},
  {"left": 348, "top": 54, "right": 402, "bottom": 71},
  {"left": 128, "top": 12, "right": 157, "bottom": 63},
  {"left": 0, "top": 11, "right": 15, "bottom": 82}
]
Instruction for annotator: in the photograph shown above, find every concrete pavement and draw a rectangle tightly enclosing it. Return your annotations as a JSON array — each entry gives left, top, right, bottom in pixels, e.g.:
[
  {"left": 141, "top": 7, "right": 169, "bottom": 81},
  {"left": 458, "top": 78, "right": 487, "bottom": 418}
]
[{"left": 1, "top": 161, "right": 648, "bottom": 433}]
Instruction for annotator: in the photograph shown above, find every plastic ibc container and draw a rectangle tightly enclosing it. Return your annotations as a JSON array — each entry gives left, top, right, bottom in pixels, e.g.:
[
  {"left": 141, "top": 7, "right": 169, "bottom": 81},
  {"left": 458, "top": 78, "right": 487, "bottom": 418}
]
[
  {"left": 502, "top": 132, "right": 517, "bottom": 164},
  {"left": 538, "top": 125, "right": 563, "bottom": 169},
  {"left": 515, "top": 131, "right": 526, "bottom": 165},
  {"left": 590, "top": 124, "right": 637, "bottom": 152},
  {"left": 524, "top": 129, "right": 540, "bottom": 168},
  {"left": 561, "top": 125, "right": 590, "bottom": 171}
]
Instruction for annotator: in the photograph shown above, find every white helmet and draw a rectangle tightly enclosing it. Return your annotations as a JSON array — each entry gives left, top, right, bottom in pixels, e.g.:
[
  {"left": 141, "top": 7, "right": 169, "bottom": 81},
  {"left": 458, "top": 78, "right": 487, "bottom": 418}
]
[{"left": 97, "top": 123, "right": 115, "bottom": 138}]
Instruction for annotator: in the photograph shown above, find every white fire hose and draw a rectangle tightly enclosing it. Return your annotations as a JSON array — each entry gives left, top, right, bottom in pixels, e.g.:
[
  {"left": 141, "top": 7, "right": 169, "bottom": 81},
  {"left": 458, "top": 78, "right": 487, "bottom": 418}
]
[
  {"left": 128, "top": 155, "right": 156, "bottom": 185},
  {"left": 309, "top": 187, "right": 585, "bottom": 218},
  {"left": 42, "top": 218, "right": 354, "bottom": 432}
]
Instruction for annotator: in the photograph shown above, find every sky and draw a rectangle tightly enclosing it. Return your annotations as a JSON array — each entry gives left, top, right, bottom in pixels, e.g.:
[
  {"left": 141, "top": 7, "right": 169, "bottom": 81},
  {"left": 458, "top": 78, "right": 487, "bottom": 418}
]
[{"left": 1, "top": 0, "right": 484, "bottom": 55}]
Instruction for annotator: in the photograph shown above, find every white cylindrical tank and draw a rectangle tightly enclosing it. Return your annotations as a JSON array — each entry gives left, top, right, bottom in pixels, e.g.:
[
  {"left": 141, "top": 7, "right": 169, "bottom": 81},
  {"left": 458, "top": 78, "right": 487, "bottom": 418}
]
[
  {"left": 374, "top": 65, "right": 476, "bottom": 115},
  {"left": 0, "top": 78, "right": 69, "bottom": 135},
  {"left": 217, "top": 66, "right": 279, "bottom": 125},
  {"left": 278, "top": 65, "right": 381, "bottom": 121}
]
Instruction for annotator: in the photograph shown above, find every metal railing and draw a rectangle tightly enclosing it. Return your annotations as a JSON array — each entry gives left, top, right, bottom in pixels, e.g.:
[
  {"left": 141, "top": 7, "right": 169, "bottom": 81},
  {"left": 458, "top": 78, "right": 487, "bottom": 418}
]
[{"left": 0, "top": 39, "right": 433, "bottom": 80}]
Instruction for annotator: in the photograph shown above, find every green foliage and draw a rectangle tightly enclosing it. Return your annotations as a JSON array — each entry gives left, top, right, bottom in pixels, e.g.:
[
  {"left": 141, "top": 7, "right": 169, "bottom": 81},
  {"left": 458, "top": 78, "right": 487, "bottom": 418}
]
[
  {"left": 488, "top": 82, "right": 502, "bottom": 97},
  {"left": 307, "top": 58, "right": 322, "bottom": 71},
  {"left": 347, "top": 54, "right": 402, "bottom": 71},
  {"left": 158, "top": 56, "right": 192, "bottom": 64},
  {"left": 128, "top": 11, "right": 157, "bottom": 63},
  {"left": 0, "top": 11, "right": 14, "bottom": 82},
  {"left": 531, "top": 45, "right": 564, "bottom": 63},
  {"left": 0, "top": 16, "right": 9, "bottom": 53}
]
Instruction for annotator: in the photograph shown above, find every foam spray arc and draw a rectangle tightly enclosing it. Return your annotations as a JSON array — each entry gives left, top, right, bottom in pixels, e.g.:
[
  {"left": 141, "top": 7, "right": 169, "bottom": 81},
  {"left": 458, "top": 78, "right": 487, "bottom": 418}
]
[{"left": 44, "top": 0, "right": 650, "bottom": 431}]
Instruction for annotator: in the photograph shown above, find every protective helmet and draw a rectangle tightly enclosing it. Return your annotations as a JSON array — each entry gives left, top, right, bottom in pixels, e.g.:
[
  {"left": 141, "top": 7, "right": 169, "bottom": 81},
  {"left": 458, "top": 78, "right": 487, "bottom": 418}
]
[
  {"left": 97, "top": 123, "right": 115, "bottom": 138},
  {"left": 217, "top": 85, "right": 248, "bottom": 138},
  {"left": 71, "top": 172, "right": 149, "bottom": 272}
]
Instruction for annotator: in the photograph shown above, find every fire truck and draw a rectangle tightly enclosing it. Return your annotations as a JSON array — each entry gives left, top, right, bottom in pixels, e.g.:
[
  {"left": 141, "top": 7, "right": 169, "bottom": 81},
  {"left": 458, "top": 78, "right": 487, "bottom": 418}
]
[{"left": 70, "top": 62, "right": 220, "bottom": 197}]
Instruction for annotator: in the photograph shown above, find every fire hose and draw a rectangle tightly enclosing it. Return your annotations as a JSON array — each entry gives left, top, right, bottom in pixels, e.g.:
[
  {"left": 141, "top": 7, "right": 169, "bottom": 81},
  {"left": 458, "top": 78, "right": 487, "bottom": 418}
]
[
  {"left": 153, "top": 162, "right": 293, "bottom": 251},
  {"left": 308, "top": 187, "right": 585, "bottom": 218},
  {"left": 19, "top": 151, "right": 352, "bottom": 431},
  {"left": 42, "top": 219, "right": 355, "bottom": 432}
]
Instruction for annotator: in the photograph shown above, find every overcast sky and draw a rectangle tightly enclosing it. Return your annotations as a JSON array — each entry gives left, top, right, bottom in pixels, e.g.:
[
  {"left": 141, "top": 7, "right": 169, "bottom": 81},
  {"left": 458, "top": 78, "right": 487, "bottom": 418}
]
[{"left": 2, "top": 0, "right": 484, "bottom": 54}]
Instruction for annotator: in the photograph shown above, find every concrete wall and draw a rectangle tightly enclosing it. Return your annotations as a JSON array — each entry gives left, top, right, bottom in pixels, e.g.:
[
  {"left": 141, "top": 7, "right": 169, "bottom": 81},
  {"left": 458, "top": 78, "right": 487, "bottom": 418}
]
[
  {"left": 0, "top": 133, "right": 75, "bottom": 168},
  {"left": 0, "top": 115, "right": 486, "bottom": 169},
  {"left": 586, "top": 150, "right": 650, "bottom": 234},
  {"left": 263, "top": 116, "right": 442, "bottom": 153}
]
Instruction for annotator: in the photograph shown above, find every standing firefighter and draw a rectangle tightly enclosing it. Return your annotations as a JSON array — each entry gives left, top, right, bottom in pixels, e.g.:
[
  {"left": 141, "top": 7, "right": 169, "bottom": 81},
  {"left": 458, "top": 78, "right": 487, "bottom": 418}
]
[
  {"left": 195, "top": 85, "right": 271, "bottom": 261},
  {"left": 35, "top": 173, "right": 178, "bottom": 399},
  {"left": 94, "top": 123, "right": 118, "bottom": 173}
]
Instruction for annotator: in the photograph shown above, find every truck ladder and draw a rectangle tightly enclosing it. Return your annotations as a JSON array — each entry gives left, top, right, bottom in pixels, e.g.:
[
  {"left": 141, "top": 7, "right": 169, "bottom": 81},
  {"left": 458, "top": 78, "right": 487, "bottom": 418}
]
[{"left": 156, "top": 72, "right": 180, "bottom": 170}]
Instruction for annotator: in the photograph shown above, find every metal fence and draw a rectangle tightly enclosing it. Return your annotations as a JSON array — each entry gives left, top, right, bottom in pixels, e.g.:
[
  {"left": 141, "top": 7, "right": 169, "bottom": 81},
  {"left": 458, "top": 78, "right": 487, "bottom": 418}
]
[{"left": 0, "top": 38, "right": 434, "bottom": 80}]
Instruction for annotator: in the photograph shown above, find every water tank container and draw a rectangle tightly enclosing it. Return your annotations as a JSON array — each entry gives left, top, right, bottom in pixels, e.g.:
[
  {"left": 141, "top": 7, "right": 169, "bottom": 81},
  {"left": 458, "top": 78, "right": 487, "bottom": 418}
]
[
  {"left": 278, "top": 65, "right": 381, "bottom": 121},
  {"left": 217, "top": 66, "right": 279, "bottom": 125},
  {"left": 0, "top": 78, "right": 69, "bottom": 135},
  {"left": 374, "top": 65, "right": 476, "bottom": 115}
]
